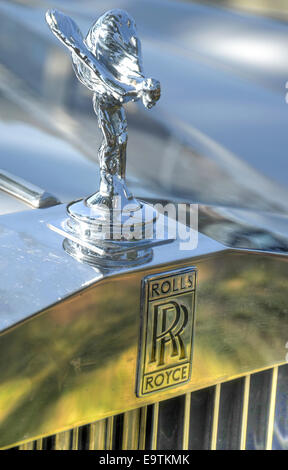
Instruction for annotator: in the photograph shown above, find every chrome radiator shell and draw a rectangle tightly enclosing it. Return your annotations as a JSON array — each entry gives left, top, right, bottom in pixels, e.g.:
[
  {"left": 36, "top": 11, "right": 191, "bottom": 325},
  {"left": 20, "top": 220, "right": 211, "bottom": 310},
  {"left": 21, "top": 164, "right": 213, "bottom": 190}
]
[{"left": 1, "top": 204, "right": 288, "bottom": 449}]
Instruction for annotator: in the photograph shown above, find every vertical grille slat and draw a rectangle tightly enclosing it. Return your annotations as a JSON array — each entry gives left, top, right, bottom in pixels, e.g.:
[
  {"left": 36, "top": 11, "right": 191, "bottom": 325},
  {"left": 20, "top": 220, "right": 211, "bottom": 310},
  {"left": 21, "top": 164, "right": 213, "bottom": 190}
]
[
  {"left": 138, "top": 406, "right": 148, "bottom": 450},
  {"left": 10, "top": 364, "right": 288, "bottom": 451},
  {"left": 182, "top": 393, "right": 191, "bottom": 450},
  {"left": 272, "top": 364, "right": 288, "bottom": 450},
  {"left": 150, "top": 402, "right": 159, "bottom": 450},
  {"left": 54, "top": 430, "right": 71, "bottom": 450},
  {"left": 89, "top": 419, "right": 106, "bottom": 450},
  {"left": 71, "top": 428, "right": 79, "bottom": 450},
  {"left": 210, "top": 383, "right": 221, "bottom": 450},
  {"left": 19, "top": 442, "right": 34, "bottom": 450},
  {"left": 266, "top": 366, "right": 279, "bottom": 450},
  {"left": 239, "top": 375, "right": 250, "bottom": 450},
  {"left": 35, "top": 439, "right": 43, "bottom": 450},
  {"left": 122, "top": 409, "right": 140, "bottom": 450},
  {"left": 106, "top": 417, "right": 114, "bottom": 450}
]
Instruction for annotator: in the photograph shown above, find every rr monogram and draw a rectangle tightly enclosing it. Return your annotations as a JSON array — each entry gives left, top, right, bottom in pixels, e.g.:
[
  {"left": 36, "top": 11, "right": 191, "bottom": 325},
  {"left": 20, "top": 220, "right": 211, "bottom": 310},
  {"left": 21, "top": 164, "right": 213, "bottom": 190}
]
[{"left": 150, "top": 301, "right": 188, "bottom": 366}]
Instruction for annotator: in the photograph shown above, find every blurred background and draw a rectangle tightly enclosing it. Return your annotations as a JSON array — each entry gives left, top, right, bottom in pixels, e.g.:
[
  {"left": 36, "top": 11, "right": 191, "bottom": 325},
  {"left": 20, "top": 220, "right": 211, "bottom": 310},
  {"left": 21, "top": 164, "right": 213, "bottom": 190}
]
[
  {"left": 202, "top": 1, "right": 288, "bottom": 21},
  {"left": 0, "top": 0, "right": 288, "bottom": 214}
]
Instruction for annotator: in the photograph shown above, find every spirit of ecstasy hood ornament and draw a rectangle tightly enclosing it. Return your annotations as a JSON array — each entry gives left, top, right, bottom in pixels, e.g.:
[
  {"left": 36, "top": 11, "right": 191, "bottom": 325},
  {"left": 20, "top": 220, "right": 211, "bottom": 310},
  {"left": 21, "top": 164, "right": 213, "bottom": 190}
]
[{"left": 46, "top": 9, "right": 161, "bottom": 265}]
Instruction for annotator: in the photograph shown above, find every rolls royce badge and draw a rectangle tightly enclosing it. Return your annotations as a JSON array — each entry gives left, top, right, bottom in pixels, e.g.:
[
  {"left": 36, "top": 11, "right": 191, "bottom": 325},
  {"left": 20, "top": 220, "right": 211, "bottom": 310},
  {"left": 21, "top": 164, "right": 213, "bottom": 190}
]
[{"left": 136, "top": 268, "right": 197, "bottom": 396}]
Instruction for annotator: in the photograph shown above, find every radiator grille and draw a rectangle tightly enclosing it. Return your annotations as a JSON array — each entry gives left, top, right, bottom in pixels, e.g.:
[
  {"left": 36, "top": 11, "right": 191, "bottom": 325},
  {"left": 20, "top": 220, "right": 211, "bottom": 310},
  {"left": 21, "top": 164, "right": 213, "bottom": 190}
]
[{"left": 15, "top": 364, "right": 288, "bottom": 450}]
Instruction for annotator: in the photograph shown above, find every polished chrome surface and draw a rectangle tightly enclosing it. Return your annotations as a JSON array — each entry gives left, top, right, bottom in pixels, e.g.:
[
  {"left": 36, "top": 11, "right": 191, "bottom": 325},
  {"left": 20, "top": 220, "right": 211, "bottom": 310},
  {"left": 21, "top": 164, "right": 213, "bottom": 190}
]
[
  {"left": 0, "top": 205, "right": 104, "bottom": 332},
  {"left": 58, "top": 199, "right": 160, "bottom": 266},
  {"left": 0, "top": 203, "right": 219, "bottom": 332},
  {"left": 46, "top": 9, "right": 161, "bottom": 262},
  {"left": 0, "top": 190, "right": 30, "bottom": 216},
  {"left": 12, "top": 364, "right": 288, "bottom": 450},
  {"left": 0, "top": 170, "right": 60, "bottom": 209}
]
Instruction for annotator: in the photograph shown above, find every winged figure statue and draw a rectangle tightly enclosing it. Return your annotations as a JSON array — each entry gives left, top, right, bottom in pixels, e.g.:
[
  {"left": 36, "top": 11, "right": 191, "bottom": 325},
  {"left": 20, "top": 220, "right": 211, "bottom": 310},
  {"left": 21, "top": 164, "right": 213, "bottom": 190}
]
[{"left": 46, "top": 9, "right": 161, "bottom": 210}]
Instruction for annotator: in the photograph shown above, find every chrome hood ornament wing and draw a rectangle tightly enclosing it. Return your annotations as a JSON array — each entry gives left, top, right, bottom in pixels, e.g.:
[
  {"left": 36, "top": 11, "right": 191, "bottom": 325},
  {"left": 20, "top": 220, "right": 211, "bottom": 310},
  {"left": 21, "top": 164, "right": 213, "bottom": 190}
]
[
  {"left": 46, "top": 10, "right": 144, "bottom": 99},
  {"left": 82, "top": 9, "right": 145, "bottom": 88},
  {"left": 46, "top": 9, "right": 161, "bottom": 265}
]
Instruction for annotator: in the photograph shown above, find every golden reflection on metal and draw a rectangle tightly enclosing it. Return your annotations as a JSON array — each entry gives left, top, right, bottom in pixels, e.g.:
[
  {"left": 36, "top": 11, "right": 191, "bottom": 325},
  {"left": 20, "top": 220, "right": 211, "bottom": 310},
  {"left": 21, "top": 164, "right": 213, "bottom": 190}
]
[
  {"left": 2, "top": 252, "right": 288, "bottom": 449},
  {"left": 71, "top": 427, "right": 79, "bottom": 450},
  {"left": 89, "top": 419, "right": 106, "bottom": 450},
  {"left": 35, "top": 439, "right": 43, "bottom": 450},
  {"left": 138, "top": 406, "right": 148, "bottom": 450},
  {"left": 122, "top": 409, "right": 140, "bottom": 450},
  {"left": 106, "top": 417, "right": 114, "bottom": 450},
  {"left": 266, "top": 366, "right": 278, "bottom": 450},
  {"left": 240, "top": 375, "right": 250, "bottom": 450},
  {"left": 150, "top": 403, "right": 159, "bottom": 450},
  {"left": 182, "top": 393, "right": 191, "bottom": 450},
  {"left": 9, "top": 367, "right": 285, "bottom": 451},
  {"left": 137, "top": 269, "right": 196, "bottom": 397},
  {"left": 19, "top": 441, "right": 34, "bottom": 450},
  {"left": 54, "top": 430, "right": 71, "bottom": 450},
  {"left": 210, "top": 384, "right": 221, "bottom": 450}
]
